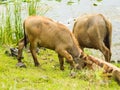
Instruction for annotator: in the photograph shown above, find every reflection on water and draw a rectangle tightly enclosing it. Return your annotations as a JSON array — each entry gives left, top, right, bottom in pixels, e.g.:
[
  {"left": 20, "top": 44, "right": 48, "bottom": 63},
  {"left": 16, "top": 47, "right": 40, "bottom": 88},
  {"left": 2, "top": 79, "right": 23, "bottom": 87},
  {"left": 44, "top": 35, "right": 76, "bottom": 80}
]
[{"left": 0, "top": 0, "right": 120, "bottom": 61}]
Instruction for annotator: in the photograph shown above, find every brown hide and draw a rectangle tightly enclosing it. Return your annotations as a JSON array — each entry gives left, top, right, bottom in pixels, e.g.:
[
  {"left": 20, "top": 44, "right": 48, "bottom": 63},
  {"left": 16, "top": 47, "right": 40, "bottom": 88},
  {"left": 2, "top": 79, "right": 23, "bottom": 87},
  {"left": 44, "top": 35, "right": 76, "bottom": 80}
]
[
  {"left": 73, "top": 14, "right": 112, "bottom": 62},
  {"left": 17, "top": 16, "right": 83, "bottom": 70}
]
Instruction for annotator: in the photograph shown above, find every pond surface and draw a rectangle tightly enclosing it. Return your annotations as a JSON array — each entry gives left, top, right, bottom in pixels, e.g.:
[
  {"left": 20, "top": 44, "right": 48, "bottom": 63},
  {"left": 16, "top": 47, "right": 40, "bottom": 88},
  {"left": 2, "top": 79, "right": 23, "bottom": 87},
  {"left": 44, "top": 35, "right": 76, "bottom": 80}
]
[{"left": 1, "top": 0, "right": 120, "bottom": 62}]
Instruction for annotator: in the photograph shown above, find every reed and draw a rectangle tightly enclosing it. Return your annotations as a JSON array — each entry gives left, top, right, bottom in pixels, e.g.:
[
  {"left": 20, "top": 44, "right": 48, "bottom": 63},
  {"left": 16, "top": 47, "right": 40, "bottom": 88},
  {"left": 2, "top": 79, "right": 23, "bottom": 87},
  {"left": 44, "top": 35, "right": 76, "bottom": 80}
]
[
  {"left": 0, "top": 0, "right": 49, "bottom": 45},
  {"left": 13, "top": 1, "right": 23, "bottom": 43},
  {"left": 28, "top": 0, "right": 37, "bottom": 15},
  {"left": 2, "top": 3, "right": 13, "bottom": 44}
]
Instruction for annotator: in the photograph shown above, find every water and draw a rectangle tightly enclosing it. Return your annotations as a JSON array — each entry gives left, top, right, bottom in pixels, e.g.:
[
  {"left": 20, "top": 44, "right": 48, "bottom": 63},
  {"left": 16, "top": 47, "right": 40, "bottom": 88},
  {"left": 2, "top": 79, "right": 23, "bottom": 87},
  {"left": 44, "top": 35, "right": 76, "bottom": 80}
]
[{"left": 0, "top": 0, "right": 120, "bottom": 62}]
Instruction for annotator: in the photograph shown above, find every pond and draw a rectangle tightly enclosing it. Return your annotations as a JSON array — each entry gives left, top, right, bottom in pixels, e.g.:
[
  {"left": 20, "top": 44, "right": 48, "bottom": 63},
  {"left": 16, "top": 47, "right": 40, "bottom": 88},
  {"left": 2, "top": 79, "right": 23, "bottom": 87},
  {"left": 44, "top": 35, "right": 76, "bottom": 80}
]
[{"left": 0, "top": 0, "right": 120, "bottom": 62}]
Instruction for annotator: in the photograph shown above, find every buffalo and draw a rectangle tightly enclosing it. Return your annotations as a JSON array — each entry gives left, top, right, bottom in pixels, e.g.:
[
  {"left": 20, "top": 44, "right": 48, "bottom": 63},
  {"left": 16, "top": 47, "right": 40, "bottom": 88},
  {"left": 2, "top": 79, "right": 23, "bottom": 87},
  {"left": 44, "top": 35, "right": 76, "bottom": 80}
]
[
  {"left": 17, "top": 16, "right": 83, "bottom": 70},
  {"left": 73, "top": 14, "right": 112, "bottom": 62}
]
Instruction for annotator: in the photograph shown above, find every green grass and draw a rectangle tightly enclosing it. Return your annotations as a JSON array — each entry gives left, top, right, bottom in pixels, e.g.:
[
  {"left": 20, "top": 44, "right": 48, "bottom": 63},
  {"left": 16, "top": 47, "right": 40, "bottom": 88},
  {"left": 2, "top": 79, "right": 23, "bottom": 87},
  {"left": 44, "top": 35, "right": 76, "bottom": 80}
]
[
  {"left": 0, "top": 0, "right": 50, "bottom": 45},
  {"left": 0, "top": 47, "right": 120, "bottom": 90}
]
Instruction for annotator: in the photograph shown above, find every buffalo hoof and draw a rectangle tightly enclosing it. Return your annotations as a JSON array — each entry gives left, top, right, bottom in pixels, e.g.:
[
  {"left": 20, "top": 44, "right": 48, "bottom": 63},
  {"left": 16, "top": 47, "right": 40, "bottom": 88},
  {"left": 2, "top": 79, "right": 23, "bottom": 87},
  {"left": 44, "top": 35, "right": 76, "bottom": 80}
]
[
  {"left": 16, "top": 62, "right": 26, "bottom": 68},
  {"left": 65, "top": 59, "right": 70, "bottom": 63},
  {"left": 35, "top": 63, "right": 40, "bottom": 67},
  {"left": 60, "top": 66, "right": 64, "bottom": 70}
]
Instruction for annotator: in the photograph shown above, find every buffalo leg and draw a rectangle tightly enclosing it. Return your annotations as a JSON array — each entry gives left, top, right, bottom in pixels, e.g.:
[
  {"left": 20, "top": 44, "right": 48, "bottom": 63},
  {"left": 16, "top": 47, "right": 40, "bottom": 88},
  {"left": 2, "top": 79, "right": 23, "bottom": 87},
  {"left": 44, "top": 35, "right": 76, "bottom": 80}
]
[
  {"left": 56, "top": 49, "right": 75, "bottom": 70},
  {"left": 17, "top": 38, "right": 28, "bottom": 67},
  {"left": 30, "top": 43, "right": 40, "bottom": 66},
  {"left": 58, "top": 54, "right": 64, "bottom": 70},
  {"left": 99, "top": 43, "right": 111, "bottom": 62}
]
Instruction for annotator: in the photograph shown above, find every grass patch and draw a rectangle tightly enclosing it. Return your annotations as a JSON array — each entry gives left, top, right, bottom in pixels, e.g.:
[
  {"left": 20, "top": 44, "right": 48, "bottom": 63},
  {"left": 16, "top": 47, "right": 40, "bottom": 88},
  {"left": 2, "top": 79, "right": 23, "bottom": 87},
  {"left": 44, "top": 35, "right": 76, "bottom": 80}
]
[
  {"left": 0, "top": 47, "right": 120, "bottom": 90},
  {"left": 0, "top": 0, "right": 50, "bottom": 45}
]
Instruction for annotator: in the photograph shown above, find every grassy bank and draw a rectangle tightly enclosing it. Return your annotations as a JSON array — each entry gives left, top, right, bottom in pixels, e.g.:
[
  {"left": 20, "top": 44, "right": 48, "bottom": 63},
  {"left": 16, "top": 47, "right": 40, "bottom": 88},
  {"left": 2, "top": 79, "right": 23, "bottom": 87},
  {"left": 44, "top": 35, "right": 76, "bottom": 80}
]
[{"left": 0, "top": 47, "right": 120, "bottom": 90}]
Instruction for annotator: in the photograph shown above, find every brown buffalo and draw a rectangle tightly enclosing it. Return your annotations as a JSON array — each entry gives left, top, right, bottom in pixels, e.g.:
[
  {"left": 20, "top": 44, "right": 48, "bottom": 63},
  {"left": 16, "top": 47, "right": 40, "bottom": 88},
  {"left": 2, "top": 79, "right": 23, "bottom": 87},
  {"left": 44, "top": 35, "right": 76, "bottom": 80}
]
[
  {"left": 17, "top": 16, "right": 83, "bottom": 70},
  {"left": 73, "top": 14, "right": 112, "bottom": 62}
]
